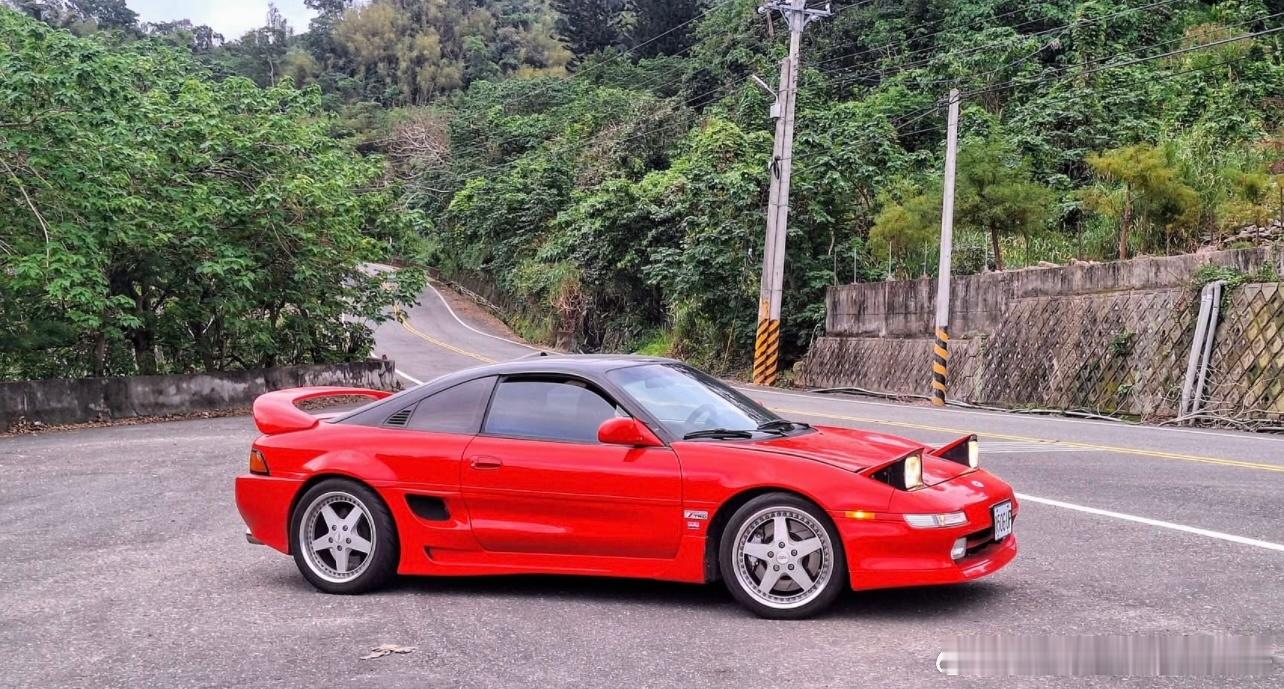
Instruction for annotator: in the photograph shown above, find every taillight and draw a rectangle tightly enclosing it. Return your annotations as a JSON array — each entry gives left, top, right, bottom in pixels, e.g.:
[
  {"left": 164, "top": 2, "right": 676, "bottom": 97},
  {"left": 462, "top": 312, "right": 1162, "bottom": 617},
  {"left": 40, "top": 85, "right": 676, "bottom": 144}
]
[{"left": 249, "top": 449, "right": 270, "bottom": 476}]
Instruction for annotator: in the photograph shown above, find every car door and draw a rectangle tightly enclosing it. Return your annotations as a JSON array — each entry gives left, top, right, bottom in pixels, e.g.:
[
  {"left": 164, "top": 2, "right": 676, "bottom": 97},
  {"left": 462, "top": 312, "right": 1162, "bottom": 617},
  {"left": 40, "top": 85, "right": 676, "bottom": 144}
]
[
  {"left": 460, "top": 374, "right": 683, "bottom": 559},
  {"left": 357, "top": 377, "right": 497, "bottom": 551}
]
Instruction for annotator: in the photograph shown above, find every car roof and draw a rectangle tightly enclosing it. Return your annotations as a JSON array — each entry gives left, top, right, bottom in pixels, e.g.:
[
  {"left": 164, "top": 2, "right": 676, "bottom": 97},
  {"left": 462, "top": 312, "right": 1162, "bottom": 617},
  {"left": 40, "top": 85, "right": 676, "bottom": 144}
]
[
  {"left": 332, "top": 354, "right": 681, "bottom": 428},
  {"left": 463, "top": 353, "right": 680, "bottom": 376}
]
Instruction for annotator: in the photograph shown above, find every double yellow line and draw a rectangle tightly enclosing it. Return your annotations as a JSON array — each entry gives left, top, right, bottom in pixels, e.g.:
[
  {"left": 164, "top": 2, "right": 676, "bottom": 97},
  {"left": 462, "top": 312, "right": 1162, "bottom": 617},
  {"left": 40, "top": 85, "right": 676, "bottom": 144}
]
[
  {"left": 395, "top": 306, "right": 496, "bottom": 364},
  {"left": 392, "top": 302, "right": 1283, "bottom": 475}
]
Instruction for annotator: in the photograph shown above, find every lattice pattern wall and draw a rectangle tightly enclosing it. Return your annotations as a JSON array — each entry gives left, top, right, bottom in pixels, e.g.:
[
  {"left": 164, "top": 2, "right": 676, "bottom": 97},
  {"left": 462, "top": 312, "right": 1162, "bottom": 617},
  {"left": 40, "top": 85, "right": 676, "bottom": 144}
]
[
  {"left": 796, "top": 336, "right": 982, "bottom": 397},
  {"left": 1203, "top": 283, "right": 1284, "bottom": 423},
  {"left": 799, "top": 285, "right": 1284, "bottom": 421},
  {"left": 978, "top": 289, "right": 1194, "bottom": 417}
]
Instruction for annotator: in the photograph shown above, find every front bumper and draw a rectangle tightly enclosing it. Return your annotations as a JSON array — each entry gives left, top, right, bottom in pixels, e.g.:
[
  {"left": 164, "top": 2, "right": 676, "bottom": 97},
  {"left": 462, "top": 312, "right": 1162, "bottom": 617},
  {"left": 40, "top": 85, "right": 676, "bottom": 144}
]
[{"left": 831, "top": 500, "right": 1019, "bottom": 591}]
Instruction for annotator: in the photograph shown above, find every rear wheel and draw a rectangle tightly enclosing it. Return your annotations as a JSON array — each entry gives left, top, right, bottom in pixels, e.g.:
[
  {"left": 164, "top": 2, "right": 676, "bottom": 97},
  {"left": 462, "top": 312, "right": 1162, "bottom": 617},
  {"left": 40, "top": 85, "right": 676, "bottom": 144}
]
[
  {"left": 290, "top": 479, "right": 398, "bottom": 594},
  {"left": 718, "top": 493, "right": 847, "bottom": 619}
]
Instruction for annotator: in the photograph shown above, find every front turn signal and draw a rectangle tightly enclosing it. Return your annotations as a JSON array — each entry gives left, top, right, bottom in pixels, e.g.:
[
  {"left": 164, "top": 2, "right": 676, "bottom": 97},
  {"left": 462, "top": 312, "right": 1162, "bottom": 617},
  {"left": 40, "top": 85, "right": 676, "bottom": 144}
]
[{"left": 249, "top": 449, "right": 270, "bottom": 476}]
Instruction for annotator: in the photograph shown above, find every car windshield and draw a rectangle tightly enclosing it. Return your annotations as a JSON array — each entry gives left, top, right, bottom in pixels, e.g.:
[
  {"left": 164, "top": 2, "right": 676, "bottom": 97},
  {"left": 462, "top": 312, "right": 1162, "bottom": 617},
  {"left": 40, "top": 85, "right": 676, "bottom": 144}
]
[{"left": 606, "top": 363, "right": 784, "bottom": 439}]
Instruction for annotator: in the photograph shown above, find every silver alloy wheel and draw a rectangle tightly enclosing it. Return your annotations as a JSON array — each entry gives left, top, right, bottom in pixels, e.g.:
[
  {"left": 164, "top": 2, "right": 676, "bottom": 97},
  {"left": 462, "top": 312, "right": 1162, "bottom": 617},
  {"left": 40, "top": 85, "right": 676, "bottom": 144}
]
[
  {"left": 298, "top": 491, "right": 376, "bottom": 584},
  {"left": 732, "top": 506, "right": 834, "bottom": 609}
]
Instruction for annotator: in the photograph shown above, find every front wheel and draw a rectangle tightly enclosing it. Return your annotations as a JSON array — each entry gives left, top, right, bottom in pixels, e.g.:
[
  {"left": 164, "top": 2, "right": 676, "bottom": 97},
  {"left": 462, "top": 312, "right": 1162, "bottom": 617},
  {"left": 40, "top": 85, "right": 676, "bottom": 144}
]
[
  {"left": 718, "top": 493, "right": 847, "bottom": 619},
  {"left": 290, "top": 478, "right": 399, "bottom": 594}
]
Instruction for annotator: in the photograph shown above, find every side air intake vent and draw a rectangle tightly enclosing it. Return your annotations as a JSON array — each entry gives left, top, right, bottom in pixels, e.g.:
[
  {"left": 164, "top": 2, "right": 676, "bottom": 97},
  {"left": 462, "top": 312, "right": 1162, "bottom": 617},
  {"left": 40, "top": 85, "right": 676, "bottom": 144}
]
[
  {"left": 384, "top": 407, "right": 413, "bottom": 427},
  {"left": 406, "top": 495, "right": 449, "bottom": 521}
]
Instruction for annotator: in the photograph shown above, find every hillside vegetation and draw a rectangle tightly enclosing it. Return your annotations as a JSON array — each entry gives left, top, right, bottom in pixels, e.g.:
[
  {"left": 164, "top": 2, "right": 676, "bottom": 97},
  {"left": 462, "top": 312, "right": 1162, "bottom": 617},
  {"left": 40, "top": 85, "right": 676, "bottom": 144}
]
[{"left": 3, "top": 0, "right": 1283, "bottom": 378}]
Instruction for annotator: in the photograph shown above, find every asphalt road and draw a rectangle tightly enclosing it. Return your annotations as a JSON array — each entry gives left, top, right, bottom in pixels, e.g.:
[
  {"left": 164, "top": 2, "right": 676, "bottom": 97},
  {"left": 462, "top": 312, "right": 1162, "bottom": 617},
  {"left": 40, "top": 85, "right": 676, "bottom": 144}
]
[{"left": 2, "top": 278, "right": 1282, "bottom": 688}]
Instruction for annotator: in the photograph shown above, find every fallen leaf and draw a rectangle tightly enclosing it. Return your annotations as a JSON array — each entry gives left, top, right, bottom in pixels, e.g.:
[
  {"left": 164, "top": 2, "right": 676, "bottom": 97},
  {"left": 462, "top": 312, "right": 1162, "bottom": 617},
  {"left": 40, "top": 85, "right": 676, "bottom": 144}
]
[{"left": 360, "top": 644, "right": 417, "bottom": 660}]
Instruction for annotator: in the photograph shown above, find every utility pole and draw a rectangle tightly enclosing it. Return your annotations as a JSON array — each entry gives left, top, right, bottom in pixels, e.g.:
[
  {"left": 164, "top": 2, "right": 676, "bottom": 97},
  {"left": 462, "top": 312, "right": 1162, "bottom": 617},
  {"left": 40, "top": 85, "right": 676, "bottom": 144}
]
[
  {"left": 753, "top": 0, "right": 830, "bottom": 386},
  {"left": 931, "top": 89, "right": 961, "bottom": 406}
]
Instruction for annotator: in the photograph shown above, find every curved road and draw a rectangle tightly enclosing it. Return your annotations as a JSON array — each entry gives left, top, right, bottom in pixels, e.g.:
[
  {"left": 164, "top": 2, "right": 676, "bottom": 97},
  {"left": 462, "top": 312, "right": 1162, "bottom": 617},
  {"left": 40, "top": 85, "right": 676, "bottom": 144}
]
[{"left": 2, "top": 274, "right": 1280, "bottom": 688}]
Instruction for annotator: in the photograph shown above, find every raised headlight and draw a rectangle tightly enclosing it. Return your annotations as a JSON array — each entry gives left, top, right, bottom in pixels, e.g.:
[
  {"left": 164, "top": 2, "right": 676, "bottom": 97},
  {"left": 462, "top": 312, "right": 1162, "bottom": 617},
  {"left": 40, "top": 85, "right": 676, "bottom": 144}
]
[{"left": 904, "top": 452, "right": 923, "bottom": 490}]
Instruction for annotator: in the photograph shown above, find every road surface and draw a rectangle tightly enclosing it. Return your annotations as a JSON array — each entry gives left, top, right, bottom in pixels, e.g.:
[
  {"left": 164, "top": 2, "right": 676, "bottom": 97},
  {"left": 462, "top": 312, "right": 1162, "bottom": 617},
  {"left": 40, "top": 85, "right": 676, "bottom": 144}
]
[{"left": 2, "top": 277, "right": 1281, "bottom": 688}]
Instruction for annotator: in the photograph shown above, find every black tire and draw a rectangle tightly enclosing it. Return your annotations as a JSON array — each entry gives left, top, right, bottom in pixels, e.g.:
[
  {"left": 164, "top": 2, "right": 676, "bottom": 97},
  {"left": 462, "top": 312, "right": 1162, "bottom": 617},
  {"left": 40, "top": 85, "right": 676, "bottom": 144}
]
[
  {"left": 718, "top": 492, "right": 848, "bottom": 620},
  {"left": 290, "top": 478, "right": 399, "bottom": 594}
]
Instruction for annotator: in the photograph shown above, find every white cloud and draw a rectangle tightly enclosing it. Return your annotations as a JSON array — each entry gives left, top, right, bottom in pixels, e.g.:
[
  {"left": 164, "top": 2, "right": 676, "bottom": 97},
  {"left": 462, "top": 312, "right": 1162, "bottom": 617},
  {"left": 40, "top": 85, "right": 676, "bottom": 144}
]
[{"left": 127, "top": 1, "right": 317, "bottom": 41}]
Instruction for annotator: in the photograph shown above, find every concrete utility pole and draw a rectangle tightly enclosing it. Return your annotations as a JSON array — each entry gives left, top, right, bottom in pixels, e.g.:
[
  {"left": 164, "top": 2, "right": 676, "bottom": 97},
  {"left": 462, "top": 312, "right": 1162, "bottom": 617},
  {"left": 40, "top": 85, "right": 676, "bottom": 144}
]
[
  {"left": 753, "top": 0, "right": 830, "bottom": 386},
  {"left": 931, "top": 89, "right": 961, "bottom": 406}
]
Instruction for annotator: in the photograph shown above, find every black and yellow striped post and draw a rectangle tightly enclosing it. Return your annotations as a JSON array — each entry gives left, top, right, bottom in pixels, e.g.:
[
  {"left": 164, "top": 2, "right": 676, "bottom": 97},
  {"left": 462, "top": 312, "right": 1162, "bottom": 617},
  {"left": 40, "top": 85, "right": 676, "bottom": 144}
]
[
  {"left": 931, "top": 326, "right": 950, "bottom": 406},
  {"left": 930, "top": 89, "right": 961, "bottom": 407},
  {"left": 753, "top": 317, "right": 782, "bottom": 385}
]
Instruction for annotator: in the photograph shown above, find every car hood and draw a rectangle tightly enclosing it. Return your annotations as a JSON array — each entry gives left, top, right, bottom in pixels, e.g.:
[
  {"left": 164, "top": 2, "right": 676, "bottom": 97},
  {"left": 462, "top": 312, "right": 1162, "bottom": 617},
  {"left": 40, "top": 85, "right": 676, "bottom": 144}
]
[{"left": 723, "top": 425, "right": 970, "bottom": 485}]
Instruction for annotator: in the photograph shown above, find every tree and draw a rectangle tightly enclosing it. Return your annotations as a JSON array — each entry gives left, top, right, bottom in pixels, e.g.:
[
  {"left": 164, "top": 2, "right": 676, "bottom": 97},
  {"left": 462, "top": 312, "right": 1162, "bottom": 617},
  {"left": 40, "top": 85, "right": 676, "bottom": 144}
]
[
  {"left": 869, "top": 189, "right": 940, "bottom": 278},
  {"left": 335, "top": 0, "right": 570, "bottom": 105},
  {"left": 1084, "top": 144, "right": 1200, "bottom": 259},
  {"left": 955, "top": 135, "right": 1055, "bottom": 271},
  {"left": 552, "top": 0, "right": 627, "bottom": 57},
  {"left": 630, "top": 0, "right": 702, "bottom": 57},
  {"left": 0, "top": 9, "right": 424, "bottom": 379},
  {"left": 14, "top": 0, "right": 136, "bottom": 32},
  {"left": 142, "top": 20, "right": 224, "bottom": 52}
]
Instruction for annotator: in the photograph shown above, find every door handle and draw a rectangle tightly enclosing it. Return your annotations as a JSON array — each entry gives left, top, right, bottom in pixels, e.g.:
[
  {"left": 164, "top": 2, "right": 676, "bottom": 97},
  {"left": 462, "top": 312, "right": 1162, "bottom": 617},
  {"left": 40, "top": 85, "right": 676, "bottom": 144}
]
[{"left": 469, "top": 455, "right": 503, "bottom": 470}]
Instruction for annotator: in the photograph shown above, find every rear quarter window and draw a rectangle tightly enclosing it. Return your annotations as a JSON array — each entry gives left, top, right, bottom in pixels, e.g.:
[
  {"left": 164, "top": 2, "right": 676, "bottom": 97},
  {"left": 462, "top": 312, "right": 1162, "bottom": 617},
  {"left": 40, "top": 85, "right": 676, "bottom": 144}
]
[{"left": 404, "top": 376, "right": 496, "bottom": 434}]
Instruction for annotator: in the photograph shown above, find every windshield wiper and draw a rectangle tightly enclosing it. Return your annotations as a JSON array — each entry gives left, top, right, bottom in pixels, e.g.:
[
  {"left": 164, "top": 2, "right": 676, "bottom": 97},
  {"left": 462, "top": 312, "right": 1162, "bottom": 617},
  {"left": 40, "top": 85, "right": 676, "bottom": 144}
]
[
  {"left": 756, "top": 419, "right": 810, "bottom": 434},
  {"left": 683, "top": 428, "right": 754, "bottom": 440}
]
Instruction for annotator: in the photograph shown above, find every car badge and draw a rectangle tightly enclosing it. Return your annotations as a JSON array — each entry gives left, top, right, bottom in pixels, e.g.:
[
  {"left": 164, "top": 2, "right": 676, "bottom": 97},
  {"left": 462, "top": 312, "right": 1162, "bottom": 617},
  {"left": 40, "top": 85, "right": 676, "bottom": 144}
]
[
  {"left": 683, "top": 510, "right": 708, "bottom": 520},
  {"left": 971, "top": 480, "right": 984, "bottom": 488}
]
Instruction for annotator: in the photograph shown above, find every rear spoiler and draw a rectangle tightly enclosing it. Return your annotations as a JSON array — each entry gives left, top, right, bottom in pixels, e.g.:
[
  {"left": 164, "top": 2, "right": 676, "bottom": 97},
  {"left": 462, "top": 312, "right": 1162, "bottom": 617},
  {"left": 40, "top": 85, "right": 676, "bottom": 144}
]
[{"left": 252, "top": 386, "right": 393, "bottom": 435}]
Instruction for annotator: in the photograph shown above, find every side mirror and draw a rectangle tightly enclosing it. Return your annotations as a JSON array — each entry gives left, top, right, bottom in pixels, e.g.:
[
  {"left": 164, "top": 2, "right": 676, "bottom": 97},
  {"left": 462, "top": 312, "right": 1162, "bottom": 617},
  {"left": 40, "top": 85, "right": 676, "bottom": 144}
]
[{"left": 597, "top": 417, "right": 664, "bottom": 447}]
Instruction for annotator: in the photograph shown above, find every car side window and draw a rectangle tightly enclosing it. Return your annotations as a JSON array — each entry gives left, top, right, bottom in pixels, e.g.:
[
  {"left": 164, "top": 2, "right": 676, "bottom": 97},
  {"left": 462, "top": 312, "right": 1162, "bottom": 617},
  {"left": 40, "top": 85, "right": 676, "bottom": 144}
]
[
  {"left": 482, "top": 377, "right": 619, "bottom": 443},
  {"left": 405, "top": 376, "right": 496, "bottom": 434}
]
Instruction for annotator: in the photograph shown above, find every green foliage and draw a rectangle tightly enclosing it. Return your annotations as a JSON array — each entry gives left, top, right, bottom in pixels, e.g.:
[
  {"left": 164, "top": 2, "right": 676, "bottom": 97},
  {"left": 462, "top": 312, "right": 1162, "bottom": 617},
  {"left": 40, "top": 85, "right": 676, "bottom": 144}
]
[
  {"left": 334, "top": 0, "right": 572, "bottom": 105},
  {"left": 955, "top": 133, "right": 1056, "bottom": 270},
  {"left": 1192, "top": 263, "right": 1282, "bottom": 290},
  {"left": 0, "top": 9, "right": 424, "bottom": 380},
  {"left": 869, "top": 189, "right": 940, "bottom": 278},
  {"left": 1109, "top": 330, "right": 1135, "bottom": 357},
  {"left": 553, "top": 0, "right": 627, "bottom": 57},
  {"left": 12, "top": 0, "right": 1284, "bottom": 375},
  {"left": 1083, "top": 143, "right": 1201, "bottom": 258}
]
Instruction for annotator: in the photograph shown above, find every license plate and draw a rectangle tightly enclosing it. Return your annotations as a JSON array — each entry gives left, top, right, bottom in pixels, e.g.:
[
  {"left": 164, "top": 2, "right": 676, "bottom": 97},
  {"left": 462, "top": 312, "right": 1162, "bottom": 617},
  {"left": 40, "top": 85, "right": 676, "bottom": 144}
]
[{"left": 992, "top": 500, "right": 1013, "bottom": 540}]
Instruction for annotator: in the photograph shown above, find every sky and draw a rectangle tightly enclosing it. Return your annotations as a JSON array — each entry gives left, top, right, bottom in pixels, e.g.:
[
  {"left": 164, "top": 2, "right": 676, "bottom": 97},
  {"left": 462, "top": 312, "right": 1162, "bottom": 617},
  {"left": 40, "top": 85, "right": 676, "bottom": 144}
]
[{"left": 127, "top": 1, "right": 317, "bottom": 41}]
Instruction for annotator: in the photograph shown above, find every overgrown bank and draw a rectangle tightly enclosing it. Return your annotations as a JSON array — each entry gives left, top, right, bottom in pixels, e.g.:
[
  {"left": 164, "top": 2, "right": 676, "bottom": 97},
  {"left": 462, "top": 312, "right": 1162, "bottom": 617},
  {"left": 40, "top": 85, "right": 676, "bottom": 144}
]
[{"left": 5, "top": 2, "right": 1284, "bottom": 379}]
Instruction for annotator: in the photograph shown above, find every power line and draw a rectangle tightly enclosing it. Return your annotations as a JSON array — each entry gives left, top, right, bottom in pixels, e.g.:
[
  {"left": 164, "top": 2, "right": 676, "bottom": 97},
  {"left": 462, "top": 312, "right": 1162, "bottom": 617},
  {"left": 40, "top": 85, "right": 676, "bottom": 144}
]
[
  {"left": 437, "top": 0, "right": 1086, "bottom": 171},
  {"left": 817, "top": 7, "right": 1278, "bottom": 96},
  {"left": 889, "top": 49, "right": 1270, "bottom": 144},
  {"left": 961, "top": 20, "right": 1284, "bottom": 99},
  {"left": 816, "top": 0, "right": 1187, "bottom": 90},
  {"left": 421, "top": 11, "right": 1282, "bottom": 191}
]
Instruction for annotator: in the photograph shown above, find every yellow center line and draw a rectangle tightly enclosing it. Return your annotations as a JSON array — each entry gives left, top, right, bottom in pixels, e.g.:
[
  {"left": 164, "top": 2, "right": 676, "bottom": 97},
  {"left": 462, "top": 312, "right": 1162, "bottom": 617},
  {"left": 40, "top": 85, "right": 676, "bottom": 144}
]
[
  {"left": 770, "top": 406, "right": 1284, "bottom": 474},
  {"left": 386, "top": 301, "right": 1281, "bottom": 474},
  {"left": 394, "top": 306, "right": 496, "bottom": 364}
]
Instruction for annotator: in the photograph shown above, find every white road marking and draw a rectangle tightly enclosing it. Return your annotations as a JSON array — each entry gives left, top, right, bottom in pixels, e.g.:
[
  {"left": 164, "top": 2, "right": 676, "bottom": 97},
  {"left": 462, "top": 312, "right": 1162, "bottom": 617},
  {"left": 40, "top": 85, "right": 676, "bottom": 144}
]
[
  {"left": 737, "top": 385, "right": 1275, "bottom": 443},
  {"left": 425, "top": 280, "right": 540, "bottom": 351},
  {"left": 1016, "top": 492, "right": 1284, "bottom": 553},
  {"left": 395, "top": 370, "right": 424, "bottom": 386}
]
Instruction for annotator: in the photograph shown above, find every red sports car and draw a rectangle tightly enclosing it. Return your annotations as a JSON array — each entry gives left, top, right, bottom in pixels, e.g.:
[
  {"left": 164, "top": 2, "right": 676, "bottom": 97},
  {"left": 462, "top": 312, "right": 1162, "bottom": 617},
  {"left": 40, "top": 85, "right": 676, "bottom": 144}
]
[{"left": 236, "top": 356, "right": 1017, "bottom": 619}]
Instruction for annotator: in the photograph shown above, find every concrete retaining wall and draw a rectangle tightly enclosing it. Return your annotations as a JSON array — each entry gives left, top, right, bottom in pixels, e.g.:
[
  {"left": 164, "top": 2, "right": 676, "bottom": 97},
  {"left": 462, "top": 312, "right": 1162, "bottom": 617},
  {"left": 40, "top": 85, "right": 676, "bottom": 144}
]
[
  {"left": 827, "top": 246, "right": 1284, "bottom": 338},
  {"left": 800, "top": 246, "right": 1284, "bottom": 421},
  {"left": 0, "top": 359, "right": 397, "bottom": 431}
]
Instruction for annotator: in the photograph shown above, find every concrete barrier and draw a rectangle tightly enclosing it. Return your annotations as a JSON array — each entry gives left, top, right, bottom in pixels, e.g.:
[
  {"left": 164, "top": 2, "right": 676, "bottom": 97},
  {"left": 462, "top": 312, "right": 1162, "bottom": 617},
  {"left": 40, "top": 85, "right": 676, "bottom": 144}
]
[
  {"left": 826, "top": 246, "right": 1284, "bottom": 338},
  {"left": 0, "top": 359, "right": 397, "bottom": 431}
]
